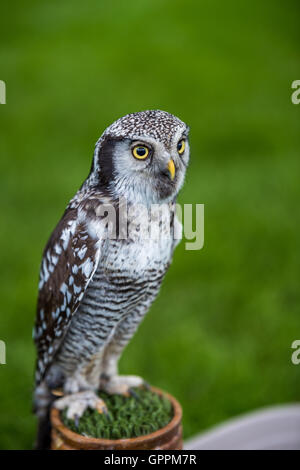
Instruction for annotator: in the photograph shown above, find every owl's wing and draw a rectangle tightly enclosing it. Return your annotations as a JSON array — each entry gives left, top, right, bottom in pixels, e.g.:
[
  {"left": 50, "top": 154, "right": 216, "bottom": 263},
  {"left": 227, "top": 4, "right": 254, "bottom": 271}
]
[{"left": 33, "top": 205, "right": 104, "bottom": 385}]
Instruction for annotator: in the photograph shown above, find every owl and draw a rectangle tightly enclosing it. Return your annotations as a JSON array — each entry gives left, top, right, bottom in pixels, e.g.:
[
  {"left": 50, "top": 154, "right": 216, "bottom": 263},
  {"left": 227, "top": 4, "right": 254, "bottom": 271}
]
[{"left": 33, "top": 110, "right": 190, "bottom": 448}]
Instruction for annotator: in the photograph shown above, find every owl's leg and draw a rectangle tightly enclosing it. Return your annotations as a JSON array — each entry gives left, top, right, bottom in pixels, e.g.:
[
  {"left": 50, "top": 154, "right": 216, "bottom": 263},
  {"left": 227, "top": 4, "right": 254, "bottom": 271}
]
[
  {"left": 51, "top": 307, "right": 122, "bottom": 420},
  {"left": 52, "top": 356, "right": 110, "bottom": 420},
  {"left": 99, "top": 308, "right": 148, "bottom": 395}
]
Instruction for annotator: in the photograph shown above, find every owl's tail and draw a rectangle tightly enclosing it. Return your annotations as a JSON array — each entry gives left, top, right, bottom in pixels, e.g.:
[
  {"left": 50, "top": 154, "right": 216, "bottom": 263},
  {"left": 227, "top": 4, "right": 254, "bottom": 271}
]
[
  {"left": 35, "top": 412, "right": 52, "bottom": 450},
  {"left": 33, "top": 383, "right": 55, "bottom": 450}
]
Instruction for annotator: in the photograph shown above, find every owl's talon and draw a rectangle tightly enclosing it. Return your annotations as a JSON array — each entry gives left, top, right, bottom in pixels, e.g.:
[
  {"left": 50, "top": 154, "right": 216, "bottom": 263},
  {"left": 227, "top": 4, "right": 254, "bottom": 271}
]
[
  {"left": 143, "top": 381, "right": 151, "bottom": 391},
  {"left": 128, "top": 388, "right": 139, "bottom": 400},
  {"left": 74, "top": 415, "right": 80, "bottom": 429},
  {"left": 96, "top": 402, "right": 108, "bottom": 415},
  {"left": 51, "top": 388, "right": 64, "bottom": 397}
]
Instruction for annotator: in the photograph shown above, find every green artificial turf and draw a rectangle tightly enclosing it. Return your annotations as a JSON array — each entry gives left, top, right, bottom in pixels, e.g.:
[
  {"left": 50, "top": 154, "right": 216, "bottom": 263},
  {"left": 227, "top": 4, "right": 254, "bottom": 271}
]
[
  {"left": 0, "top": 0, "right": 299, "bottom": 450},
  {"left": 61, "top": 388, "right": 173, "bottom": 439}
]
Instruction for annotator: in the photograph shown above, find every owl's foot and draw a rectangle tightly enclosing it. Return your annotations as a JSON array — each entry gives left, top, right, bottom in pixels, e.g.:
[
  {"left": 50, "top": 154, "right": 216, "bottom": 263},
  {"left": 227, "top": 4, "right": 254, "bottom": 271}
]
[
  {"left": 100, "top": 374, "right": 148, "bottom": 396},
  {"left": 53, "top": 390, "right": 107, "bottom": 420}
]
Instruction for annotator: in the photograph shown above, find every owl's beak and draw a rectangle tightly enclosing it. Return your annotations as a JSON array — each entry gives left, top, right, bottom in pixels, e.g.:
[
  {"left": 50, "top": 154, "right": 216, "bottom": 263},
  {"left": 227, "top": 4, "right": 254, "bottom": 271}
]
[{"left": 167, "top": 159, "right": 175, "bottom": 181}]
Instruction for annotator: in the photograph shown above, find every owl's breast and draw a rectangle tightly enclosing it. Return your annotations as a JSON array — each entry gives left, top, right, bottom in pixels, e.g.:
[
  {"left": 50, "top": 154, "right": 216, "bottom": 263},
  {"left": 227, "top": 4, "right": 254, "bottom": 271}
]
[
  {"left": 102, "top": 234, "right": 173, "bottom": 279},
  {"left": 85, "top": 203, "right": 177, "bottom": 314}
]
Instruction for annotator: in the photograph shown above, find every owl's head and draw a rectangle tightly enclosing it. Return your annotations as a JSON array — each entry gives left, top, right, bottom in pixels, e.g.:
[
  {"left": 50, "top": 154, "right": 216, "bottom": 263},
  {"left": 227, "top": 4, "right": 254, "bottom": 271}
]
[{"left": 89, "top": 110, "right": 190, "bottom": 205}]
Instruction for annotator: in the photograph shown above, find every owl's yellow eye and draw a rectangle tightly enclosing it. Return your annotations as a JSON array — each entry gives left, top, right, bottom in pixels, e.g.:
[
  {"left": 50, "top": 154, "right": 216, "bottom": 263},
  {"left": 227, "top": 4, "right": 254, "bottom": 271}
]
[
  {"left": 132, "top": 145, "right": 149, "bottom": 160},
  {"left": 177, "top": 139, "right": 185, "bottom": 155}
]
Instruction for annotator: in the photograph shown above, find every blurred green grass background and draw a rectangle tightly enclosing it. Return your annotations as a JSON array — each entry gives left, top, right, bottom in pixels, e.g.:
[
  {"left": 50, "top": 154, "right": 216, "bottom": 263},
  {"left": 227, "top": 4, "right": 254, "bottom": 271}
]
[{"left": 0, "top": 0, "right": 299, "bottom": 449}]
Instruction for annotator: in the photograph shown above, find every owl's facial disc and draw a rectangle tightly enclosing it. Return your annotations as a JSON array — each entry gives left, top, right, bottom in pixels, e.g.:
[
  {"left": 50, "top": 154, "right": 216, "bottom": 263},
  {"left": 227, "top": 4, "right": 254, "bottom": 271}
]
[
  {"left": 93, "top": 110, "right": 189, "bottom": 204},
  {"left": 106, "top": 134, "right": 189, "bottom": 204}
]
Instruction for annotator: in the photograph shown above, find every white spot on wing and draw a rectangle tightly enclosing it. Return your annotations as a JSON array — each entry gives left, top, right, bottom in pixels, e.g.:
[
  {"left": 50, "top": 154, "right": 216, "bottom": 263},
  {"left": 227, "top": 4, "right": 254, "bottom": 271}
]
[
  {"left": 54, "top": 244, "right": 62, "bottom": 255},
  {"left": 60, "top": 283, "right": 68, "bottom": 295},
  {"left": 77, "top": 246, "right": 87, "bottom": 260},
  {"left": 73, "top": 284, "right": 81, "bottom": 294},
  {"left": 81, "top": 257, "right": 94, "bottom": 278}
]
